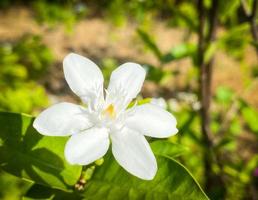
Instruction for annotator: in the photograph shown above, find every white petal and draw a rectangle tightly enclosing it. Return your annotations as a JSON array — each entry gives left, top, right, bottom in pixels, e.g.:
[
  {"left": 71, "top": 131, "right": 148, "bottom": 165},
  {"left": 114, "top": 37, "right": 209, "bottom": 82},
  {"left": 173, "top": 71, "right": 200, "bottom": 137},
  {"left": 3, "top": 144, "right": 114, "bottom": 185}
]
[
  {"left": 125, "top": 104, "right": 178, "bottom": 138},
  {"left": 33, "top": 102, "right": 92, "bottom": 136},
  {"left": 107, "top": 63, "right": 146, "bottom": 111},
  {"left": 65, "top": 127, "right": 109, "bottom": 165},
  {"left": 63, "top": 53, "right": 104, "bottom": 110},
  {"left": 111, "top": 127, "right": 157, "bottom": 180}
]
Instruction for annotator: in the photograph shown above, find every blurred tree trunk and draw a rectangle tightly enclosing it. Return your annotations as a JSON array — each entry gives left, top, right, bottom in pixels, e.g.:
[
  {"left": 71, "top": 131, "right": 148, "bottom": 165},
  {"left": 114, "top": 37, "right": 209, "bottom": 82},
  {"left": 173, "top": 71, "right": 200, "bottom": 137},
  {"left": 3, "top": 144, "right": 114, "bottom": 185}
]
[{"left": 197, "top": 0, "right": 225, "bottom": 197}]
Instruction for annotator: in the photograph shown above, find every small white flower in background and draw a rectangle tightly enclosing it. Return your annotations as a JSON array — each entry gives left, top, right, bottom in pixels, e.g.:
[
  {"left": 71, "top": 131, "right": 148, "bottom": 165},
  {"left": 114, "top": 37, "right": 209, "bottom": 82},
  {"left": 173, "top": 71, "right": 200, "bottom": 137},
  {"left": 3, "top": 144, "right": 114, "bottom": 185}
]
[
  {"left": 168, "top": 98, "right": 181, "bottom": 112},
  {"left": 33, "top": 53, "right": 178, "bottom": 180},
  {"left": 150, "top": 97, "right": 167, "bottom": 109},
  {"left": 192, "top": 101, "right": 201, "bottom": 111}
]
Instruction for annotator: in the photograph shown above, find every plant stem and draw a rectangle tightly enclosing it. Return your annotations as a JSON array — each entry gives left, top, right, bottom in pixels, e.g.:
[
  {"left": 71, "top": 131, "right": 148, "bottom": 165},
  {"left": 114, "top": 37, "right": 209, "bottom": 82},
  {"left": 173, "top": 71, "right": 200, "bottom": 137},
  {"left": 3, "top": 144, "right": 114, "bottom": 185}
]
[
  {"left": 197, "top": 0, "right": 222, "bottom": 194},
  {"left": 242, "top": 0, "right": 258, "bottom": 55},
  {"left": 250, "top": 0, "right": 258, "bottom": 42}
]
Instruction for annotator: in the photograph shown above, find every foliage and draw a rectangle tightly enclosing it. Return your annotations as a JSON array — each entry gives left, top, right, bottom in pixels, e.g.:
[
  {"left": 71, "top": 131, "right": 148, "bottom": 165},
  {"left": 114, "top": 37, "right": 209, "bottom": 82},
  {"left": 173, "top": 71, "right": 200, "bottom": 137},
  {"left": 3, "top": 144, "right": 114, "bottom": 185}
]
[
  {"left": 0, "top": 0, "right": 257, "bottom": 199},
  {"left": 0, "top": 112, "right": 82, "bottom": 190},
  {"left": 32, "top": 0, "right": 87, "bottom": 32},
  {"left": 241, "top": 102, "right": 258, "bottom": 136},
  {"left": 0, "top": 35, "right": 52, "bottom": 113},
  {"left": 0, "top": 170, "right": 31, "bottom": 200},
  {"left": 0, "top": 112, "right": 208, "bottom": 199}
]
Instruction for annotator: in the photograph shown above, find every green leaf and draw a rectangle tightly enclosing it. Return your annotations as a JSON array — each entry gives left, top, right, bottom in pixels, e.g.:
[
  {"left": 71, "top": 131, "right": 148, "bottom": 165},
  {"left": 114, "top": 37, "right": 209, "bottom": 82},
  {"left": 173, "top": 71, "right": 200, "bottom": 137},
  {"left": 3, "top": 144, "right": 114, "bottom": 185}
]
[
  {"left": 0, "top": 111, "right": 208, "bottom": 199},
  {"left": 151, "top": 140, "right": 189, "bottom": 158},
  {"left": 23, "top": 139, "right": 206, "bottom": 199},
  {"left": 26, "top": 140, "right": 198, "bottom": 199},
  {"left": 162, "top": 43, "right": 196, "bottom": 63},
  {"left": 218, "top": 0, "right": 240, "bottom": 21},
  {"left": 137, "top": 29, "right": 163, "bottom": 60},
  {"left": 241, "top": 106, "right": 258, "bottom": 135},
  {"left": 169, "top": 3, "right": 198, "bottom": 31},
  {"left": 144, "top": 64, "right": 173, "bottom": 84},
  {"left": 0, "top": 112, "right": 82, "bottom": 191},
  {"left": 145, "top": 64, "right": 168, "bottom": 83},
  {"left": 82, "top": 152, "right": 209, "bottom": 200},
  {"left": 218, "top": 23, "right": 250, "bottom": 58},
  {"left": 215, "top": 86, "right": 234, "bottom": 104},
  {"left": 25, "top": 184, "right": 81, "bottom": 200}
]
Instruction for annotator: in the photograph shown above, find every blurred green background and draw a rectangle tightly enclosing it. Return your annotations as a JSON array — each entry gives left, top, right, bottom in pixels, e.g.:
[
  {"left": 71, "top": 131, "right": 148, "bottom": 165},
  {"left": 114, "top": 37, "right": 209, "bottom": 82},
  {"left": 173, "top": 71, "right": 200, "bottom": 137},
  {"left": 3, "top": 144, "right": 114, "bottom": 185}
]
[{"left": 0, "top": 0, "right": 257, "bottom": 199}]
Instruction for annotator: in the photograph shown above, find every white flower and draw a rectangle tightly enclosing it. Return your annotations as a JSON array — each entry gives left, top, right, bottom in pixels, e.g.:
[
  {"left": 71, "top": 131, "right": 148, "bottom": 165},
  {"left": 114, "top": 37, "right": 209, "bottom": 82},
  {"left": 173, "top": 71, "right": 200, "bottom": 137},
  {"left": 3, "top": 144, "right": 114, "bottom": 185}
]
[
  {"left": 151, "top": 97, "right": 167, "bottom": 109},
  {"left": 33, "top": 53, "right": 178, "bottom": 180}
]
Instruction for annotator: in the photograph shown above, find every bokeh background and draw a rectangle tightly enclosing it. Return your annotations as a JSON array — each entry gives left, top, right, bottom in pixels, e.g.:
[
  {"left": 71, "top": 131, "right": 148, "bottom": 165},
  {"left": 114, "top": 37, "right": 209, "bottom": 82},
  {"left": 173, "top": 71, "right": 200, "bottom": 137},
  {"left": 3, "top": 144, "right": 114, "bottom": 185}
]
[{"left": 0, "top": 0, "right": 257, "bottom": 199}]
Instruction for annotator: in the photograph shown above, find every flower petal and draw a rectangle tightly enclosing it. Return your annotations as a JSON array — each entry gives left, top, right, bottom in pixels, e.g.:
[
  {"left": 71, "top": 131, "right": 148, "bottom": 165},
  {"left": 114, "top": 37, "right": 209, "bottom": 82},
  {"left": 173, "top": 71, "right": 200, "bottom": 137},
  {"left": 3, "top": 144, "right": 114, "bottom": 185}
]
[
  {"left": 106, "top": 62, "right": 146, "bottom": 112},
  {"left": 65, "top": 127, "right": 109, "bottom": 165},
  {"left": 63, "top": 53, "right": 104, "bottom": 110},
  {"left": 125, "top": 104, "right": 178, "bottom": 138},
  {"left": 33, "top": 102, "right": 92, "bottom": 136},
  {"left": 111, "top": 127, "right": 157, "bottom": 180}
]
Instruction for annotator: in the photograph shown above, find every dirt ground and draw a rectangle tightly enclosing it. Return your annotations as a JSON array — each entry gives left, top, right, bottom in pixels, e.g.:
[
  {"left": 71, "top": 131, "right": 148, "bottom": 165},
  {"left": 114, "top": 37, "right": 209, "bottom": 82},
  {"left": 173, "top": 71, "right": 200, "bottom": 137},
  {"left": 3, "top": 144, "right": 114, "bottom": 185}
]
[{"left": 0, "top": 7, "right": 257, "bottom": 107}]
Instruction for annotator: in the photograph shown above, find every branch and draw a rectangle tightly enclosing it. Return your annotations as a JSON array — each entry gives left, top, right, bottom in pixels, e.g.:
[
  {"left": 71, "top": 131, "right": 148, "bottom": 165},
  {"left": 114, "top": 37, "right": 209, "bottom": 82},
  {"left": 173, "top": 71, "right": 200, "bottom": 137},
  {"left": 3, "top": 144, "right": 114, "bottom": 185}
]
[
  {"left": 197, "top": 0, "right": 205, "bottom": 67},
  {"left": 198, "top": 0, "right": 219, "bottom": 148},
  {"left": 250, "top": 0, "right": 258, "bottom": 41},
  {"left": 242, "top": 0, "right": 258, "bottom": 55}
]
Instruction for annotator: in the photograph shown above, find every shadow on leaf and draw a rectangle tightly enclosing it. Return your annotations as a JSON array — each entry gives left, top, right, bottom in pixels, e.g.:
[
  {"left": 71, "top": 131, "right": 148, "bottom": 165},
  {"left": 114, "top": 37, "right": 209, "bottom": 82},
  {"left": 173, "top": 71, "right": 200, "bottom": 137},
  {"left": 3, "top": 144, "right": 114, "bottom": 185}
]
[{"left": 0, "top": 112, "right": 78, "bottom": 190}]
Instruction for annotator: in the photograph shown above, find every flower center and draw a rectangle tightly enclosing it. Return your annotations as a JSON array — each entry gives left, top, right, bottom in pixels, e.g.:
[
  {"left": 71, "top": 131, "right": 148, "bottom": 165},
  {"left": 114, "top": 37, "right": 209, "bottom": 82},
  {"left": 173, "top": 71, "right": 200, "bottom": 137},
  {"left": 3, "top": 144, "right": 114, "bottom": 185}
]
[{"left": 102, "top": 104, "right": 116, "bottom": 119}]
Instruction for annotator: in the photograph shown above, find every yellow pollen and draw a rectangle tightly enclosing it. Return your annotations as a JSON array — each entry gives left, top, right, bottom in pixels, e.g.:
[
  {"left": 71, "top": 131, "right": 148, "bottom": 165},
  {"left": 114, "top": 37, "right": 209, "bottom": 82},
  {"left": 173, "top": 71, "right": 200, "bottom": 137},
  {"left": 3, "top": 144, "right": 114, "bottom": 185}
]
[{"left": 103, "top": 104, "right": 116, "bottom": 119}]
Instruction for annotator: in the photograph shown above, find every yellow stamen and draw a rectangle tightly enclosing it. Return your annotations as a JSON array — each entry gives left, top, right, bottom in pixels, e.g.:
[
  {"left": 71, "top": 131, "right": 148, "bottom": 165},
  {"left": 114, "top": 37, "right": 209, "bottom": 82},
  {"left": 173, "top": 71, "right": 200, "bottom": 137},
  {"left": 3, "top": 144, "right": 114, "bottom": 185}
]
[{"left": 103, "top": 104, "right": 116, "bottom": 119}]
